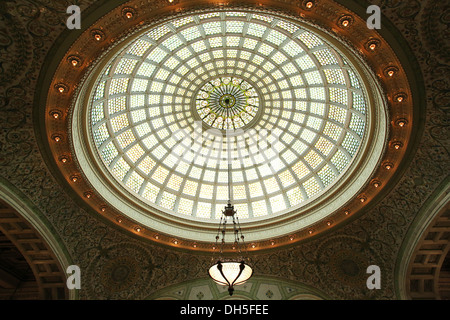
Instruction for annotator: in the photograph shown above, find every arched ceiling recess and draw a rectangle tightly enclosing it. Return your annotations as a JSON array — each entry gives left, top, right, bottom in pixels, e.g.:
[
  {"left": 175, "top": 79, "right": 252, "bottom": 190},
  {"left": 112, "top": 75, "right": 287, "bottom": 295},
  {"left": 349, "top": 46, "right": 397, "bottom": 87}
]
[
  {"left": 0, "top": 199, "right": 68, "bottom": 300},
  {"left": 41, "top": 0, "right": 416, "bottom": 252}
]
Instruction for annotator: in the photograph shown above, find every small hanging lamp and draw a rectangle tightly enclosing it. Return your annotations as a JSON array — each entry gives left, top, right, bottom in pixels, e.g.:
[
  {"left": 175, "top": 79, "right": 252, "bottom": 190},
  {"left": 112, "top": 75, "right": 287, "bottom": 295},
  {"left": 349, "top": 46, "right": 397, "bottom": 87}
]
[{"left": 208, "top": 119, "right": 253, "bottom": 296}]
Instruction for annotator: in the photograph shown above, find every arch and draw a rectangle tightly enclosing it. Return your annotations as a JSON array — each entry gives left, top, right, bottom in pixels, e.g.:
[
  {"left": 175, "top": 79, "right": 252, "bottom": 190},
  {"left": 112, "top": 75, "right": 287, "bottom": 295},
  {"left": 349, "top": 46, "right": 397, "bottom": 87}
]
[
  {"left": 396, "top": 179, "right": 450, "bottom": 299},
  {"left": 145, "top": 275, "right": 330, "bottom": 300},
  {"left": 0, "top": 179, "right": 73, "bottom": 299}
]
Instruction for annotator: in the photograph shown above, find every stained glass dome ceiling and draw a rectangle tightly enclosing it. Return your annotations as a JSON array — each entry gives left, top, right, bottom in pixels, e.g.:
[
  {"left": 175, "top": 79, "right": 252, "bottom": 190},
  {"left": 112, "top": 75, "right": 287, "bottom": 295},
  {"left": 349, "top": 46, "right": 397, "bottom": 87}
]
[{"left": 89, "top": 11, "right": 368, "bottom": 222}]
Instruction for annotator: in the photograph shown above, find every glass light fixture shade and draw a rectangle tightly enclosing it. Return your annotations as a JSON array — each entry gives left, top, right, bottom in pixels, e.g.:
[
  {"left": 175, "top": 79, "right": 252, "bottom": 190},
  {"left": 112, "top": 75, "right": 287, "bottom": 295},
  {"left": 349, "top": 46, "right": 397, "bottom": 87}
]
[{"left": 208, "top": 260, "right": 253, "bottom": 296}]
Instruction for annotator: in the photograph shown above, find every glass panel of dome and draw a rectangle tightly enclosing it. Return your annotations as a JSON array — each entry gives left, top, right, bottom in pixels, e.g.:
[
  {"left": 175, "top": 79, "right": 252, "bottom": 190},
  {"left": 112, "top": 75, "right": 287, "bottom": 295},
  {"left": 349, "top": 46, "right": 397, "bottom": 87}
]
[
  {"left": 174, "top": 159, "right": 189, "bottom": 175},
  {"left": 109, "top": 78, "right": 129, "bottom": 95},
  {"left": 286, "top": 186, "right": 303, "bottom": 206},
  {"left": 131, "top": 109, "right": 146, "bottom": 124},
  {"left": 323, "top": 122, "right": 342, "bottom": 141},
  {"left": 142, "top": 134, "right": 158, "bottom": 150},
  {"left": 342, "top": 132, "right": 360, "bottom": 156},
  {"left": 315, "top": 137, "right": 334, "bottom": 156},
  {"left": 179, "top": 27, "right": 200, "bottom": 43},
  {"left": 293, "top": 112, "right": 305, "bottom": 123},
  {"left": 146, "top": 24, "right": 170, "bottom": 41},
  {"left": 198, "top": 12, "right": 220, "bottom": 20},
  {"left": 294, "top": 88, "right": 307, "bottom": 99},
  {"left": 115, "top": 58, "right": 138, "bottom": 75},
  {"left": 101, "top": 142, "right": 118, "bottom": 165},
  {"left": 116, "top": 130, "right": 135, "bottom": 149},
  {"left": 232, "top": 185, "right": 246, "bottom": 200},
  {"left": 331, "top": 149, "right": 349, "bottom": 173},
  {"left": 306, "top": 116, "right": 323, "bottom": 131},
  {"left": 329, "top": 87, "right": 348, "bottom": 105},
  {"left": 352, "top": 92, "right": 366, "bottom": 114},
  {"left": 305, "top": 150, "right": 323, "bottom": 169},
  {"left": 142, "top": 182, "right": 159, "bottom": 203},
  {"left": 297, "top": 31, "right": 323, "bottom": 49},
  {"left": 263, "top": 177, "right": 279, "bottom": 194},
  {"left": 126, "top": 144, "right": 145, "bottom": 163},
  {"left": 127, "top": 39, "right": 152, "bottom": 56},
  {"left": 304, "top": 71, "right": 322, "bottom": 85},
  {"left": 91, "top": 103, "right": 104, "bottom": 124},
  {"left": 312, "top": 49, "right": 338, "bottom": 65},
  {"left": 126, "top": 171, "right": 144, "bottom": 193},
  {"left": 138, "top": 156, "right": 155, "bottom": 175},
  {"left": 172, "top": 16, "right": 194, "bottom": 28},
  {"left": 348, "top": 69, "right": 361, "bottom": 89},
  {"left": 234, "top": 203, "right": 249, "bottom": 219},
  {"left": 271, "top": 51, "right": 287, "bottom": 65},
  {"left": 200, "top": 183, "right": 214, "bottom": 199},
  {"left": 310, "top": 87, "right": 326, "bottom": 100},
  {"left": 279, "top": 170, "right": 296, "bottom": 188},
  {"left": 310, "top": 102, "right": 325, "bottom": 116},
  {"left": 112, "top": 157, "right": 130, "bottom": 181},
  {"left": 248, "top": 181, "right": 263, "bottom": 197},
  {"left": 300, "top": 128, "right": 316, "bottom": 144},
  {"left": 94, "top": 81, "right": 106, "bottom": 101},
  {"left": 252, "top": 199, "right": 268, "bottom": 217},
  {"left": 178, "top": 198, "right": 194, "bottom": 216},
  {"left": 196, "top": 202, "right": 211, "bottom": 218},
  {"left": 108, "top": 96, "right": 126, "bottom": 115},
  {"left": 203, "top": 21, "right": 221, "bottom": 35},
  {"left": 136, "top": 62, "right": 156, "bottom": 77},
  {"left": 292, "top": 140, "right": 307, "bottom": 155},
  {"left": 247, "top": 23, "right": 265, "bottom": 38},
  {"left": 160, "top": 191, "right": 176, "bottom": 210},
  {"left": 304, "top": 176, "right": 321, "bottom": 198},
  {"left": 324, "top": 69, "right": 346, "bottom": 85},
  {"left": 329, "top": 104, "right": 347, "bottom": 124},
  {"left": 131, "top": 79, "right": 148, "bottom": 92},
  {"left": 216, "top": 185, "right": 229, "bottom": 201},
  {"left": 266, "top": 30, "right": 287, "bottom": 46},
  {"left": 292, "top": 160, "right": 309, "bottom": 179},
  {"left": 253, "top": 13, "right": 273, "bottom": 23},
  {"left": 270, "top": 194, "right": 286, "bottom": 213},
  {"left": 152, "top": 166, "right": 169, "bottom": 185},
  {"left": 318, "top": 164, "right": 336, "bottom": 187},
  {"left": 350, "top": 113, "right": 365, "bottom": 137},
  {"left": 296, "top": 55, "right": 315, "bottom": 70}
]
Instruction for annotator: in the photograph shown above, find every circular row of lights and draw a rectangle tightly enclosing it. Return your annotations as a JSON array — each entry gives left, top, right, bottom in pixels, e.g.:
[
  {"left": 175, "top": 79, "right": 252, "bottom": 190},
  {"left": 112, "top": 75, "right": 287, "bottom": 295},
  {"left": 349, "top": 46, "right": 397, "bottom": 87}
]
[{"left": 46, "top": 0, "right": 413, "bottom": 251}]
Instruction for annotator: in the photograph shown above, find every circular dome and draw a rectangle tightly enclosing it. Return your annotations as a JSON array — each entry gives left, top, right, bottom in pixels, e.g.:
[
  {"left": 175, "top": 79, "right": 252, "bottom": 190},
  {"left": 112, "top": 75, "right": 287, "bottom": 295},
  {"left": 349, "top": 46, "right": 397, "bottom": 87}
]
[{"left": 88, "top": 11, "right": 368, "bottom": 223}]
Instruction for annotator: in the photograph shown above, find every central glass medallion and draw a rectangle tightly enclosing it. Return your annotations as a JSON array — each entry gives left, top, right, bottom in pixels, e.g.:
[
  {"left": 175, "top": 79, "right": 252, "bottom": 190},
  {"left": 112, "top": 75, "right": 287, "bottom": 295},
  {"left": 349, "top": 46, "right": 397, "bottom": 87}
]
[{"left": 195, "top": 77, "right": 260, "bottom": 130}]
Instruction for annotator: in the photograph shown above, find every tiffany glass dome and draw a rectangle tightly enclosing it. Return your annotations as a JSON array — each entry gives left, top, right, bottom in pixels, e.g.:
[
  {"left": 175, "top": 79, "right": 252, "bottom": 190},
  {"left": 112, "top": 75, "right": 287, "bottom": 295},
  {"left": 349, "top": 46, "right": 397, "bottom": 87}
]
[{"left": 72, "top": 9, "right": 386, "bottom": 244}]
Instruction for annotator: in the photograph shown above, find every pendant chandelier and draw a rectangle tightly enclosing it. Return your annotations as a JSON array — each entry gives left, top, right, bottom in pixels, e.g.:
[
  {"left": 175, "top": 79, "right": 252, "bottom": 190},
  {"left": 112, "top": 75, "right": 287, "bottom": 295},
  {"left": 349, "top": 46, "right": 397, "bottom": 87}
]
[{"left": 208, "top": 112, "right": 253, "bottom": 296}]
